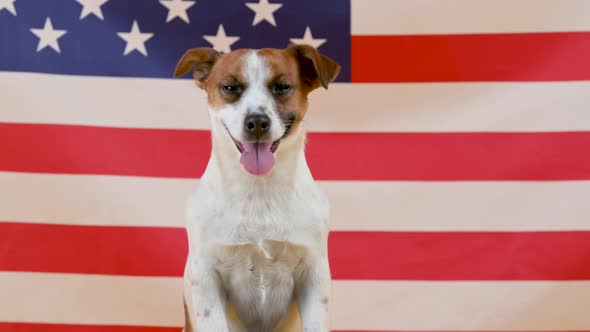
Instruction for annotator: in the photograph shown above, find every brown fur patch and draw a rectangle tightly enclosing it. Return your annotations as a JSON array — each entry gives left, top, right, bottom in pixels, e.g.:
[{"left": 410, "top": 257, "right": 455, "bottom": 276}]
[
  {"left": 173, "top": 48, "right": 220, "bottom": 85},
  {"left": 202, "top": 49, "right": 250, "bottom": 109},
  {"left": 183, "top": 296, "right": 194, "bottom": 332},
  {"left": 174, "top": 46, "right": 339, "bottom": 124},
  {"left": 182, "top": 46, "right": 339, "bottom": 139},
  {"left": 257, "top": 48, "right": 312, "bottom": 138},
  {"left": 286, "top": 45, "right": 341, "bottom": 90}
]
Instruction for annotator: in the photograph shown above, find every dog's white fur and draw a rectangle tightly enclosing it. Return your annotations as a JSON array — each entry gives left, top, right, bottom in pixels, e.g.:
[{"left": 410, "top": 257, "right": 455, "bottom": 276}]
[{"left": 178, "top": 47, "right": 339, "bottom": 331}]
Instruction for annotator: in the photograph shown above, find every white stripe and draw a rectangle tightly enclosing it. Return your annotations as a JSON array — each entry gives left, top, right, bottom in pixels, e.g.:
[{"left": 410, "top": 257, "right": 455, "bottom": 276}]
[
  {"left": 0, "top": 272, "right": 182, "bottom": 326},
  {"left": 0, "top": 172, "right": 193, "bottom": 228},
  {"left": 325, "top": 180, "right": 590, "bottom": 232},
  {"left": 2, "top": 172, "right": 590, "bottom": 231},
  {"left": 332, "top": 280, "right": 590, "bottom": 330},
  {"left": 352, "top": 0, "right": 590, "bottom": 35},
  {"left": 2, "top": 272, "right": 589, "bottom": 330},
  {"left": 0, "top": 72, "right": 210, "bottom": 130},
  {"left": 3, "top": 72, "right": 590, "bottom": 132}
]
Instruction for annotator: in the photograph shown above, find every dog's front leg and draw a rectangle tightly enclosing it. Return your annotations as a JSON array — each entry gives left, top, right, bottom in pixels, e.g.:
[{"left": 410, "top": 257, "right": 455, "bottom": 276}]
[
  {"left": 297, "top": 256, "right": 331, "bottom": 332},
  {"left": 189, "top": 259, "right": 230, "bottom": 332}
]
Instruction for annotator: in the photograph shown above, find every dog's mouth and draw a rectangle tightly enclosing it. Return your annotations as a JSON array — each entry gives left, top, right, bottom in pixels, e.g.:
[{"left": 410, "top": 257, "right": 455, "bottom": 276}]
[
  {"left": 223, "top": 124, "right": 283, "bottom": 176},
  {"left": 232, "top": 139, "right": 281, "bottom": 154}
]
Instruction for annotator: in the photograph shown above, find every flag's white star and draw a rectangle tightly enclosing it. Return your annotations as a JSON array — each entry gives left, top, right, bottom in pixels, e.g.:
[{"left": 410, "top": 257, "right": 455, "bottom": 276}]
[
  {"left": 117, "top": 20, "right": 154, "bottom": 56},
  {"left": 245, "top": 0, "right": 282, "bottom": 27},
  {"left": 75, "top": 0, "right": 109, "bottom": 20},
  {"left": 159, "top": 0, "right": 195, "bottom": 23},
  {"left": 30, "top": 17, "right": 67, "bottom": 53},
  {"left": 289, "top": 26, "right": 326, "bottom": 49},
  {"left": 203, "top": 24, "right": 239, "bottom": 53},
  {"left": 0, "top": 0, "right": 17, "bottom": 16}
]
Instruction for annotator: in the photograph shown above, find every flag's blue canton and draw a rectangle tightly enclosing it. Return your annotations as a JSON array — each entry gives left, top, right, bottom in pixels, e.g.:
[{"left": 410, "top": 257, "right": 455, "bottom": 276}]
[{"left": 0, "top": 0, "right": 351, "bottom": 81}]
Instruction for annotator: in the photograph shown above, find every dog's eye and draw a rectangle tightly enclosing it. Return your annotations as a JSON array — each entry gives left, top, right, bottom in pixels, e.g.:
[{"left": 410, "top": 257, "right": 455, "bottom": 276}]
[
  {"left": 221, "top": 84, "right": 242, "bottom": 95},
  {"left": 272, "top": 83, "right": 292, "bottom": 96}
]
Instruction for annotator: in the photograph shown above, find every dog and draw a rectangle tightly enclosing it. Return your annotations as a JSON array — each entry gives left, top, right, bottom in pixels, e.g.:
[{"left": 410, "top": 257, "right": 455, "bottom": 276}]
[{"left": 173, "top": 44, "right": 340, "bottom": 331}]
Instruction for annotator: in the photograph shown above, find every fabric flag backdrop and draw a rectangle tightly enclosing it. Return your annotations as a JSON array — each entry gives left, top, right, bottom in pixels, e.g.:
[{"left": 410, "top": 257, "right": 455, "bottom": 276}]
[{"left": 1, "top": 0, "right": 590, "bottom": 331}]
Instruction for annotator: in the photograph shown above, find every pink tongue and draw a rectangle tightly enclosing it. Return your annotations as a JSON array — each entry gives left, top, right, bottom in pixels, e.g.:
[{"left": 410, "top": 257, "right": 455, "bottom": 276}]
[{"left": 240, "top": 142, "right": 275, "bottom": 175}]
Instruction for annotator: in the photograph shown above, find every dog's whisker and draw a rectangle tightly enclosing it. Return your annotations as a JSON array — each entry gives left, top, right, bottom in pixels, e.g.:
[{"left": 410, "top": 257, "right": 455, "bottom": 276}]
[{"left": 300, "top": 119, "right": 312, "bottom": 130}]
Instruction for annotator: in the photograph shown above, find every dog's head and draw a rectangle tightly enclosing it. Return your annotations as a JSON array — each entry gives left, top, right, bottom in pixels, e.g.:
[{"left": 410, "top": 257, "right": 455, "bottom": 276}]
[{"left": 174, "top": 45, "right": 340, "bottom": 176}]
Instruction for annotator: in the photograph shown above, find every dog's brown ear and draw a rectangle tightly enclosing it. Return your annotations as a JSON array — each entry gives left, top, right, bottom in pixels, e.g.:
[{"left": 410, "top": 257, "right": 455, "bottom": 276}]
[
  {"left": 174, "top": 48, "right": 220, "bottom": 88},
  {"left": 287, "top": 44, "right": 341, "bottom": 90}
]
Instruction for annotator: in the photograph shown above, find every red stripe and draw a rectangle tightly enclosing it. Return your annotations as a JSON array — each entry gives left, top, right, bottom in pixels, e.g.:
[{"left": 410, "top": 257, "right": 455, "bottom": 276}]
[
  {"left": 0, "top": 324, "right": 178, "bottom": 332},
  {"left": 329, "top": 231, "right": 590, "bottom": 280},
  {"left": 0, "top": 123, "right": 210, "bottom": 179},
  {"left": 1, "top": 123, "right": 589, "bottom": 180},
  {"left": 2, "top": 222, "right": 590, "bottom": 280},
  {"left": 351, "top": 32, "right": 590, "bottom": 82},
  {"left": 0, "top": 223, "right": 187, "bottom": 277}
]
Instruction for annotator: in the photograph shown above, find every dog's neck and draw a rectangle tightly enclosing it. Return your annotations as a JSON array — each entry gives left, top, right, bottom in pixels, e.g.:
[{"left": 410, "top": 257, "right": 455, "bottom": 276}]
[{"left": 201, "top": 117, "right": 314, "bottom": 197}]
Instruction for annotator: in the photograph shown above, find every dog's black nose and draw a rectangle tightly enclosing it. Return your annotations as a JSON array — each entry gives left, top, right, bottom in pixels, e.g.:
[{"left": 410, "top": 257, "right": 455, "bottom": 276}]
[{"left": 244, "top": 113, "right": 271, "bottom": 140}]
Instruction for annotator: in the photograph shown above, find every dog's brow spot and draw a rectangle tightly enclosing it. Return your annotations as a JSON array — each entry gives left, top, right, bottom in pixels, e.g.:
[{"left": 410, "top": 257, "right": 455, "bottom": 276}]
[
  {"left": 321, "top": 297, "right": 329, "bottom": 304},
  {"left": 203, "top": 309, "right": 210, "bottom": 317}
]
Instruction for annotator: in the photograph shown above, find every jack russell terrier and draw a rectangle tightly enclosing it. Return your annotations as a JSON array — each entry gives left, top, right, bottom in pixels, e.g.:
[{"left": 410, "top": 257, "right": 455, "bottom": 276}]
[{"left": 174, "top": 44, "right": 340, "bottom": 332}]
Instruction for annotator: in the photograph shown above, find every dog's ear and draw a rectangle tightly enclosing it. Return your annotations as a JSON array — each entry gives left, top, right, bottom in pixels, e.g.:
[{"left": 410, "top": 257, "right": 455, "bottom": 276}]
[
  {"left": 174, "top": 48, "right": 220, "bottom": 88},
  {"left": 287, "top": 44, "right": 341, "bottom": 90}
]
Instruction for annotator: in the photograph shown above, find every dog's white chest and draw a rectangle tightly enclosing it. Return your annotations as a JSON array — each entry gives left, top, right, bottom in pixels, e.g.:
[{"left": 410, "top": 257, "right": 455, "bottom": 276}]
[
  {"left": 212, "top": 240, "right": 308, "bottom": 329},
  {"left": 187, "top": 175, "right": 329, "bottom": 245},
  {"left": 185, "top": 173, "right": 329, "bottom": 331}
]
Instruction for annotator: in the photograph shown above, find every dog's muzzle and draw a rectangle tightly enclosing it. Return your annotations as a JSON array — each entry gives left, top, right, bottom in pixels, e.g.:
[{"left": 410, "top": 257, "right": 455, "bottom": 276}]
[
  {"left": 244, "top": 113, "right": 271, "bottom": 141},
  {"left": 224, "top": 121, "right": 281, "bottom": 177}
]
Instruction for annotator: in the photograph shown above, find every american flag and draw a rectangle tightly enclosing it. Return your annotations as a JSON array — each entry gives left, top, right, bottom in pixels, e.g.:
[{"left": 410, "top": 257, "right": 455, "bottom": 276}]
[{"left": 1, "top": 0, "right": 590, "bottom": 331}]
